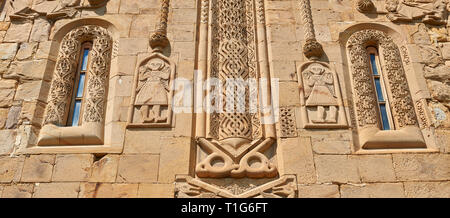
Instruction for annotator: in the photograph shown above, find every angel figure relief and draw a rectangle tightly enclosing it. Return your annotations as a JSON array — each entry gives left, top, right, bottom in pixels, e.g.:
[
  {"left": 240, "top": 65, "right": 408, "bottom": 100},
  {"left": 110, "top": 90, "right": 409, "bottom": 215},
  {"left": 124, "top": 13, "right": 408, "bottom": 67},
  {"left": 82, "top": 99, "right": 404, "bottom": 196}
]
[
  {"left": 385, "top": 0, "right": 449, "bottom": 25},
  {"left": 303, "top": 63, "right": 338, "bottom": 124},
  {"left": 134, "top": 58, "right": 171, "bottom": 124}
]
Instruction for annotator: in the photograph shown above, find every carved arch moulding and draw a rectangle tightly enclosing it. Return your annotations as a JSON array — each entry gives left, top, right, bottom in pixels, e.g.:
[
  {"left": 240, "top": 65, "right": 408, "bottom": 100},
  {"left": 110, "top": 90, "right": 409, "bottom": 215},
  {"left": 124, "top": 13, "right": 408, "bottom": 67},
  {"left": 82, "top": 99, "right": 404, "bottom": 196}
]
[
  {"left": 345, "top": 27, "right": 438, "bottom": 153},
  {"left": 176, "top": 0, "right": 298, "bottom": 198},
  {"left": 18, "top": 21, "right": 123, "bottom": 154}
]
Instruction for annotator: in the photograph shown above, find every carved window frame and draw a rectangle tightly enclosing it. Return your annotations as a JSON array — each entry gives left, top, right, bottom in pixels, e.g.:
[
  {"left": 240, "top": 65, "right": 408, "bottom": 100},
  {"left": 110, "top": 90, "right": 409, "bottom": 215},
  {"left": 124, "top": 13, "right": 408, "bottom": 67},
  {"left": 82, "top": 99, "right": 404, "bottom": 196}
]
[
  {"left": 346, "top": 28, "right": 435, "bottom": 153},
  {"left": 19, "top": 22, "right": 122, "bottom": 154}
]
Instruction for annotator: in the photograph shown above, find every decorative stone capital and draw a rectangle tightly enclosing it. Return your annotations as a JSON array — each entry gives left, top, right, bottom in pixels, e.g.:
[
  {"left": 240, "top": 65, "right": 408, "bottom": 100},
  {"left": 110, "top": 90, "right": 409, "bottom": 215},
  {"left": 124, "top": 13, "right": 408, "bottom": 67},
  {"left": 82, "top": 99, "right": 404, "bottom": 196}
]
[
  {"left": 303, "top": 39, "right": 324, "bottom": 60},
  {"left": 150, "top": 30, "right": 169, "bottom": 51},
  {"left": 356, "top": 0, "right": 375, "bottom": 13}
]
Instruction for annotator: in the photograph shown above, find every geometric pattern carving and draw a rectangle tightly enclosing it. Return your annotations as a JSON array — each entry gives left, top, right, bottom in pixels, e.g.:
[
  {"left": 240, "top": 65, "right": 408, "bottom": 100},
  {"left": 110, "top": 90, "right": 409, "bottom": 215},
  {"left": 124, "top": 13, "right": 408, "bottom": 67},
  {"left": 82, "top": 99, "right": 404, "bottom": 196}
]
[
  {"left": 347, "top": 29, "right": 418, "bottom": 129},
  {"left": 44, "top": 25, "right": 113, "bottom": 126},
  {"left": 175, "top": 175, "right": 297, "bottom": 198},
  {"left": 279, "top": 107, "right": 297, "bottom": 138},
  {"left": 196, "top": 0, "right": 276, "bottom": 179}
]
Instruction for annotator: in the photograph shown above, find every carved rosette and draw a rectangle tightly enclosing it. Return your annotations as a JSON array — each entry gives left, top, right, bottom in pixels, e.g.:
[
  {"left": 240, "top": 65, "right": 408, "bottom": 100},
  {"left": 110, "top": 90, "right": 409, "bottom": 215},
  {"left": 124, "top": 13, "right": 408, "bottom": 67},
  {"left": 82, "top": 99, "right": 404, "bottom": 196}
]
[
  {"left": 347, "top": 29, "right": 418, "bottom": 129},
  {"left": 44, "top": 25, "right": 112, "bottom": 126}
]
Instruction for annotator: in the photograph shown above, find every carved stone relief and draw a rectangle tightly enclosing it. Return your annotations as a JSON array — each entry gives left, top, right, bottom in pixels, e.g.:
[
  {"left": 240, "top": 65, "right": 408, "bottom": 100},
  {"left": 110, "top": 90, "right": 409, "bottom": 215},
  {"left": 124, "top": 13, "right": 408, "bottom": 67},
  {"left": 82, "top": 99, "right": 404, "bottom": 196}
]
[
  {"left": 297, "top": 62, "right": 347, "bottom": 128},
  {"left": 194, "top": 0, "right": 277, "bottom": 179},
  {"left": 8, "top": 0, "right": 109, "bottom": 21},
  {"left": 175, "top": 175, "right": 297, "bottom": 198},
  {"left": 347, "top": 29, "right": 418, "bottom": 129},
  {"left": 356, "top": 0, "right": 449, "bottom": 26},
  {"left": 127, "top": 0, "right": 175, "bottom": 128},
  {"left": 385, "top": 0, "right": 449, "bottom": 25},
  {"left": 279, "top": 107, "right": 297, "bottom": 138},
  {"left": 346, "top": 28, "right": 428, "bottom": 149},
  {"left": 128, "top": 54, "right": 175, "bottom": 128},
  {"left": 44, "top": 25, "right": 112, "bottom": 126}
]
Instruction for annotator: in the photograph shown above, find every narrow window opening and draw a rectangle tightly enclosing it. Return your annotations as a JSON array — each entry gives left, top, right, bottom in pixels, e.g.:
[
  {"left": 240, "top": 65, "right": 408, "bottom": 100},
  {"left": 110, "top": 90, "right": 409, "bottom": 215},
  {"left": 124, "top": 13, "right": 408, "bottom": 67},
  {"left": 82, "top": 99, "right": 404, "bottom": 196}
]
[
  {"left": 67, "top": 42, "right": 93, "bottom": 127},
  {"left": 367, "top": 46, "right": 395, "bottom": 131}
]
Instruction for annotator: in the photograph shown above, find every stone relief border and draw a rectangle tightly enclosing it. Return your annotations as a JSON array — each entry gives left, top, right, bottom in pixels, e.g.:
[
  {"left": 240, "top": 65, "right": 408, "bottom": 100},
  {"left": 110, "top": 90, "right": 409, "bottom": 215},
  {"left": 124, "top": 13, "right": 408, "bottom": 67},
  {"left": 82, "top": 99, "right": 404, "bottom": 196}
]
[
  {"left": 175, "top": 175, "right": 297, "bottom": 198},
  {"left": 127, "top": 0, "right": 176, "bottom": 128},
  {"left": 346, "top": 28, "right": 429, "bottom": 151},
  {"left": 193, "top": 0, "right": 278, "bottom": 179},
  {"left": 17, "top": 18, "right": 123, "bottom": 154},
  {"left": 297, "top": 62, "right": 348, "bottom": 129}
]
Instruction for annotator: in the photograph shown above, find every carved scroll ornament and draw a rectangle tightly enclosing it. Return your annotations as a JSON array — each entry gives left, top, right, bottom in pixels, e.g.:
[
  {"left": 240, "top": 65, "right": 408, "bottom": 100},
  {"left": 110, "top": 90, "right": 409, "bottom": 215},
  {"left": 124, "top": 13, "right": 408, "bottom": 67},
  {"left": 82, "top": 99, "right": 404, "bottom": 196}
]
[
  {"left": 44, "top": 25, "right": 113, "bottom": 126},
  {"left": 194, "top": 0, "right": 277, "bottom": 179}
]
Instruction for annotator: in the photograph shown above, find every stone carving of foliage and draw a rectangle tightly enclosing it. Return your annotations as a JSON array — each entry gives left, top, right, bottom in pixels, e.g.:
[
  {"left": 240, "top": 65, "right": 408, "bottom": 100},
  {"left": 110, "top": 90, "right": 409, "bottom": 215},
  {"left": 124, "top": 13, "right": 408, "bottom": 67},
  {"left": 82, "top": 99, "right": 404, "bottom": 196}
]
[
  {"left": 44, "top": 25, "right": 112, "bottom": 126},
  {"left": 347, "top": 29, "right": 418, "bottom": 129}
]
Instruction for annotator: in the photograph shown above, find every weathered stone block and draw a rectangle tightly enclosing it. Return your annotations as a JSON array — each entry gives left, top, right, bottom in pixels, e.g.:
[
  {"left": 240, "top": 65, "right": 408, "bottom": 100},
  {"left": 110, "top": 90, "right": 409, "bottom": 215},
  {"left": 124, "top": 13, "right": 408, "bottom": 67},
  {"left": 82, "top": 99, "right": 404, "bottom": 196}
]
[
  {"left": 297, "top": 184, "right": 340, "bottom": 198},
  {"left": 89, "top": 155, "right": 119, "bottom": 183},
  {"left": 393, "top": 154, "right": 450, "bottom": 181},
  {"left": 0, "top": 156, "right": 24, "bottom": 183},
  {"left": 315, "top": 155, "right": 360, "bottom": 183},
  {"left": 158, "top": 137, "right": 191, "bottom": 183},
  {"left": 0, "top": 80, "right": 17, "bottom": 107},
  {"left": 33, "top": 183, "right": 80, "bottom": 198},
  {"left": 80, "top": 183, "right": 139, "bottom": 198},
  {"left": 117, "top": 154, "right": 159, "bottom": 183},
  {"left": 357, "top": 155, "right": 396, "bottom": 182},
  {"left": 1, "top": 184, "right": 34, "bottom": 198},
  {"left": 404, "top": 181, "right": 450, "bottom": 198},
  {"left": 138, "top": 183, "right": 174, "bottom": 198},
  {"left": 53, "top": 154, "right": 94, "bottom": 182},
  {"left": 123, "top": 130, "right": 161, "bottom": 154},
  {"left": 279, "top": 137, "right": 316, "bottom": 184},
  {"left": 21, "top": 155, "right": 55, "bottom": 182},
  {"left": 0, "top": 43, "right": 18, "bottom": 60},
  {"left": 0, "top": 130, "right": 17, "bottom": 154},
  {"left": 340, "top": 183, "right": 405, "bottom": 198},
  {"left": 3, "top": 21, "right": 32, "bottom": 43}
]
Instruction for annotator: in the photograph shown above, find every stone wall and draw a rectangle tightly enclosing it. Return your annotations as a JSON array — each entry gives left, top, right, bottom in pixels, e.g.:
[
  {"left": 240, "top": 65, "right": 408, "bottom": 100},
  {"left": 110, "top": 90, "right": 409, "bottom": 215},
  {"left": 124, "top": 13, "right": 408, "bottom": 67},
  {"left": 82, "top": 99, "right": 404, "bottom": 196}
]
[{"left": 0, "top": 0, "right": 448, "bottom": 198}]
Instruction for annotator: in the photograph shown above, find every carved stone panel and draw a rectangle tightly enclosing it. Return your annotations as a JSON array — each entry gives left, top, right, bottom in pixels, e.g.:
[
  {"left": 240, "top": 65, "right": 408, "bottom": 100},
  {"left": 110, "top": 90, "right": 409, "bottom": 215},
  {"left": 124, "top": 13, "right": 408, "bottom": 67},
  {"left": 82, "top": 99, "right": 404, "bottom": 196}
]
[
  {"left": 356, "top": 0, "right": 449, "bottom": 26},
  {"left": 175, "top": 175, "right": 297, "bottom": 198},
  {"left": 279, "top": 107, "right": 297, "bottom": 138},
  {"left": 347, "top": 29, "right": 418, "bottom": 129},
  {"left": 194, "top": 0, "right": 277, "bottom": 179},
  {"left": 297, "top": 62, "right": 347, "bottom": 129},
  {"left": 128, "top": 53, "right": 176, "bottom": 128},
  {"left": 9, "top": 0, "right": 109, "bottom": 21},
  {"left": 44, "top": 25, "right": 113, "bottom": 126}
]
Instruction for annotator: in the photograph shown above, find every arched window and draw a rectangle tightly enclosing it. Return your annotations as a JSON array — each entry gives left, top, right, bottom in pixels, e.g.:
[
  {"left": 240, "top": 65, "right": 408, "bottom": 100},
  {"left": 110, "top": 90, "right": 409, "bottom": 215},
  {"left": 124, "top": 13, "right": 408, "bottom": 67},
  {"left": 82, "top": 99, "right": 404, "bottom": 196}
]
[
  {"left": 346, "top": 29, "right": 427, "bottom": 150},
  {"left": 38, "top": 25, "right": 113, "bottom": 146}
]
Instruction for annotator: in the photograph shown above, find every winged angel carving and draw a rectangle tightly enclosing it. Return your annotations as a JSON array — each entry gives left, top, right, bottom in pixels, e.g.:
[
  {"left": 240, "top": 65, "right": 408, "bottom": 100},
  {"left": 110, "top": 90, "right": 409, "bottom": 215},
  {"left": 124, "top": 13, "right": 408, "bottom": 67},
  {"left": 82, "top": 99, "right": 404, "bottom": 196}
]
[
  {"left": 9, "top": 0, "right": 108, "bottom": 20},
  {"left": 134, "top": 58, "right": 171, "bottom": 123},
  {"left": 385, "top": 0, "right": 449, "bottom": 25}
]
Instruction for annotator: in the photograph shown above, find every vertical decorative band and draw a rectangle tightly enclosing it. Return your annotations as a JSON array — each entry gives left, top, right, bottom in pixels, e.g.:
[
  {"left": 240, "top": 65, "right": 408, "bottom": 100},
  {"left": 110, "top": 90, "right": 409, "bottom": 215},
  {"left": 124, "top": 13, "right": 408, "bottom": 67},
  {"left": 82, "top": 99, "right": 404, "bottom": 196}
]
[
  {"left": 150, "top": 0, "right": 171, "bottom": 51},
  {"left": 298, "top": 0, "right": 323, "bottom": 59}
]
